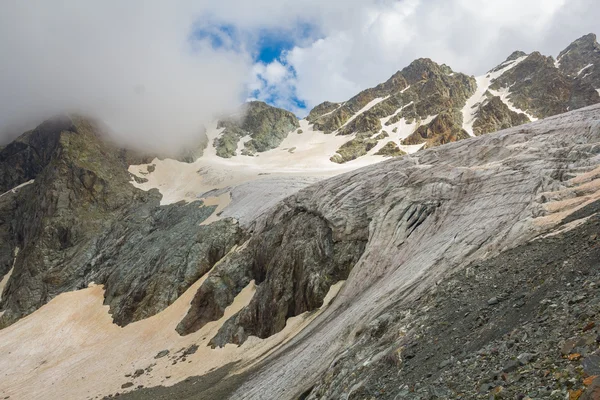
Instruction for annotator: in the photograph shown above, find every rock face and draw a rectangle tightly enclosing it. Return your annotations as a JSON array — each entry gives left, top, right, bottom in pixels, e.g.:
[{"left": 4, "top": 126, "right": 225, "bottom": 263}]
[
  {"left": 472, "top": 95, "right": 531, "bottom": 135},
  {"left": 0, "top": 116, "right": 73, "bottom": 193},
  {"left": 329, "top": 133, "right": 379, "bottom": 164},
  {"left": 328, "top": 59, "right": 476, "bottom": 135},
  {"left": 403, "top": 111, "right": 469, "bottom": 148},
  {"left": 375, "top": 141, "right": 406, "bottom": 157},
  {"left": 489, "top": 51, "right": 600, "bottom": 118},
  {"left": 176, "top": 202, "right": 367, "bottom": 343},
  {"left": 305, "top": 101, "right": 340, "bottom": 123},
  {"left": 558, "top": 33, "right": 600, "bottom": 90},
  {"left": 326, "top": 59, "right": 476, "bottom": 160},
  {"left": 214, "top": 101, "right": 299, "bottom": 158},
  {"left": 0, "top": 116, "right": 243, "bottom": 328}
]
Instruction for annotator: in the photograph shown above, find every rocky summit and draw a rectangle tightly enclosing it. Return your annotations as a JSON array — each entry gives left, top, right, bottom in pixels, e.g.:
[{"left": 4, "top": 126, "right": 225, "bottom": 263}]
[{"left": 1, "top": 33, "right": 600, "bottom": 400}]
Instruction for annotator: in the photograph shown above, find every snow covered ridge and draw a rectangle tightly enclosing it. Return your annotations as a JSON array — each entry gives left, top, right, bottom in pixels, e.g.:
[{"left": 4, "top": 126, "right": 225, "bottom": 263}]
[
  {"left": 461, "top": 55, "right": 528, "bottom": 136},
  {"left": 208, "top": 35, "right": 599, "bottom": 169}
]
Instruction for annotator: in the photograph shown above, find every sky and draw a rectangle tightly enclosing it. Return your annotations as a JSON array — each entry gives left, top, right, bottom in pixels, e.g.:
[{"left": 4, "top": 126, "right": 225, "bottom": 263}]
[{"left": 0, "top": 0, "right": 598, "bottom": 150}]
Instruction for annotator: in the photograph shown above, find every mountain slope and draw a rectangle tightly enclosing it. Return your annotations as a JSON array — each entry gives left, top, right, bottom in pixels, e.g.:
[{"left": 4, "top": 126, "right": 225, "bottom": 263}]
[
  {"left": 0, "top": 116, "right": 243, "bottom": 329},
  {"left": 205, "top": 33, "right": 600, "bottom": 167}
]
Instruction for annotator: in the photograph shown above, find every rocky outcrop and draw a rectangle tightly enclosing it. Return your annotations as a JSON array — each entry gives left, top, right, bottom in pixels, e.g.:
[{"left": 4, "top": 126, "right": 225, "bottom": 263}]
[
  {"left": 330, "top": 133, "right": 379, "bottom": 164},
  {"left": 403, "top": 111, "right": 469, "bottom": 148},
  {"left": 0, "top": 115, "right": 74, "bottom": 193},
  {"left": 215, "top": 101, "right": 299, "bottom": 157},
  {"left": 0, "top": 116, "right": 244, "bottom": 328},
  {"left": 375, "top": 141, "right": 405, "bottom": 157},
  {"left": 306, "top": 101, "right": 340, "bottom": 123},
  {"left": 310, "top": 59, "right": 476, "bottom": 141},
  {"left": 557, "top": 33, "right": 600, "bottom": 89},
  {"left": 472, "top": 95, "right": 530, "bottom": 135},
  {"left": 490, "top": 52, "right": 600, "bottom": 118},
  {"left": 176, "top": 202, "right": 367, "bottom": 342}
]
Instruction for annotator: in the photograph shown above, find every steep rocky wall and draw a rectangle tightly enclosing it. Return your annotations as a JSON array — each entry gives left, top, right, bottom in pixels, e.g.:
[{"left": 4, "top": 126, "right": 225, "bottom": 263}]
[{"left": 0, "top": 116, "right": 244, "bottom": 328}]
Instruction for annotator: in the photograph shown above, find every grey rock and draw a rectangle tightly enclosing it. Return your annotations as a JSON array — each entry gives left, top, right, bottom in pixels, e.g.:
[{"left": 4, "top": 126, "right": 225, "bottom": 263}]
[{"left": 154, "top": 350, "right": 169, "bottom": 359}]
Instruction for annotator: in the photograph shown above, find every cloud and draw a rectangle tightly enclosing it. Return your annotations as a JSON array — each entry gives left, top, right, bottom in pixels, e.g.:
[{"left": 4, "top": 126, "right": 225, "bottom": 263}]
[
  {"left": 279, "top": 0, "right": 582, "bottom": 109},
  {"left": 0, "top": 0, "right": 598, "bottom": 144},
  {"left": 0, "top": 1, "right": 250, "bottom": 151}
]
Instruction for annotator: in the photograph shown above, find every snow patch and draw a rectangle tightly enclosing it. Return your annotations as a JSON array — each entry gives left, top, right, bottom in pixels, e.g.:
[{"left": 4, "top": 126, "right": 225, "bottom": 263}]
[
  {"left": 368, "top": 114, "right": 436, "bottom": 156},
  {"left": 129, "top": 119, "right": 392, "bottom": 212},
  {"left": 337, "top": 96, "right": 389, "bottom": 132},
  {"left": 0, "top": 180, "right": 34, "bottom": 199},
  {"left": 577, "top": 63, "right": 594, "bottom": 76}
]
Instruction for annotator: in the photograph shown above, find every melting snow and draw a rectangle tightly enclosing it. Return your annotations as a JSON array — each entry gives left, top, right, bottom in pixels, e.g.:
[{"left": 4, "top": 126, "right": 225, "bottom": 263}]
[
  {"left": 577, "top": 64, "right": 594, "bottom": 76},
  {"left": 0, "top": 180, "right": 34, "bottom": 199}
]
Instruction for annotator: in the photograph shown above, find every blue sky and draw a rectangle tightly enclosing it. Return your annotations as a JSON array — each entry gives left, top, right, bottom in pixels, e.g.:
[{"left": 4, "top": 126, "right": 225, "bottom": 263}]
[{"left": 191, "top": 22, "right": 318, "bottom": 115}]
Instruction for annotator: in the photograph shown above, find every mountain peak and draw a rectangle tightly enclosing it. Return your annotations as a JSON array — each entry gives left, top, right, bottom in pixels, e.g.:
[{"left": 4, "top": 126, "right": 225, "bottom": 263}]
[
  {"left": 558, "top": 32, "right": 599, "bottom": 60},
  {"left": 556, "top": 32, "right": 600, "bottom": 89},
  {"left": 506, "top": 50, "right": 528, "bottom": 62}
]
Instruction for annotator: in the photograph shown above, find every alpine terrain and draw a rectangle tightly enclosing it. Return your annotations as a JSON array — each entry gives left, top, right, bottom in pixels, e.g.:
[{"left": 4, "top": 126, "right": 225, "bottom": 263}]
[{"left": 1, "top": 33, "right": 600, "bottom": 400}]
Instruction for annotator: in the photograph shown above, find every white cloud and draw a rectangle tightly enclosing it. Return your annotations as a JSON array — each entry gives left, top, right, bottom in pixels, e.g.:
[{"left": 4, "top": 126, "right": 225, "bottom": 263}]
[
  {"left": 0, "top": 1, "right": 251, "bottom": 151},
  {"left": 282, "top": 0, "right": 579, "bottom": 109}
]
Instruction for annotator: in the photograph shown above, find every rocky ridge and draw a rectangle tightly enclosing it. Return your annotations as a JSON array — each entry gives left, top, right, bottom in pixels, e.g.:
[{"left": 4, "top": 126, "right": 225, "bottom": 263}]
[{"left": 208, "top": 33, "right": 600, "bottom": 165}]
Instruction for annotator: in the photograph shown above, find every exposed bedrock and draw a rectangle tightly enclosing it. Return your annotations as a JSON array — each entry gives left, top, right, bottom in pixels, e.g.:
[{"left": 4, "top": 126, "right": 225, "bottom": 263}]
[{"left": 0, "top": 116, "right": 244, "bottom": 328}]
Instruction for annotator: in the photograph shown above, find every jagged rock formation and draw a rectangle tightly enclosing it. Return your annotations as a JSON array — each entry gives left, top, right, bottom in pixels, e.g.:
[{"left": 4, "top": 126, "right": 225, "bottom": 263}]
[
  {"left": 558, "top": 33, "right": 600, "bottom": 90},
  {"left": 208, "top": 34, "right": 600, "bottom": 166},
  {"left": 489, "top": 51, "right": 600, "bottom": 118},
  {"left": 0, "top": 116, "right": 72, "bottom": 193},
  {"left": 472, "top": 95, "right": 531, "bottom": 135},
  {"left": 0, "top": 116, "right": 244, "bottom": 328},
  {"left": 214, "top": 101, "right": 299, "bottom": 158},
  {"left": 403, "top": 111, "right": 469, "bottom": 148},
  {"left": 177, "top": 205, "right": 366, "bottom": 345}
]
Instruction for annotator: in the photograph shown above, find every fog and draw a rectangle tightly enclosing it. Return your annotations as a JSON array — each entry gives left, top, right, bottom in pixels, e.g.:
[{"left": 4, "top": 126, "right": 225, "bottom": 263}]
[{"left": 0, "top": 2, "right": 250, "bottom": 152}]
